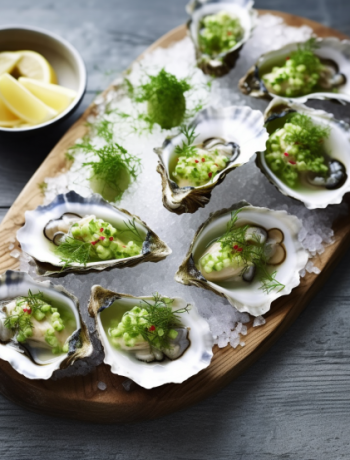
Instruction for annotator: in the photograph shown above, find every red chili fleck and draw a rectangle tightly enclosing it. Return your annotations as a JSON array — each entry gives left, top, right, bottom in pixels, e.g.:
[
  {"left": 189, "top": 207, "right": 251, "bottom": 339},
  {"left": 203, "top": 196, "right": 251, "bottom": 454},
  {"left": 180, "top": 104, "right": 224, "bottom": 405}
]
[
  {"left": 284, "top": 152, "right": 289, "bottom": 157},
  {"left": 215, "top": 163, "right": 218, "bottom": 167},
  {"left": 208, "top": 172, "right": 213, "bottom": 178},
  {"left": 123, "top": 245, "right": 126, "bottom": 248},
  {"left": 100, "top": 228, "right": 103, "bottom": 232},
  {"left": 233, "top": 245, "right": 238, "bottom": 250},
  {"left": 149, "top": 325, "right": 156, "bottom": 332},
  {"left": 289, "top": 160, "right": 296, "bottom": 165},
  {"left": 109, "top": 237, "right": 114, "bottom": 241},
  {"left": 91, "top": 241, "right": 97, "bottom": 246},
  {"left": 237, "top": 248, "right": 243, "bottom": 252},
  {"left": 286, "top": 56, "right": 290, "bottom": 60},
  {"left": 99, "top": 236, "right": 105, "bottom": 240},
  {"left": 201, "top": 158, "right": 205, "bottom": 162},
  {"left": 195, "top": 159, "right": 199, "bottom": 163},
  {"left": 23, "top": 307, "right": 28, "bottom": 313},
  {"left": 227, "top": 31, "right": 232, "bottom": 36},
  {"left": 27, "top": 308, "right": 32, "bottom": 314}
]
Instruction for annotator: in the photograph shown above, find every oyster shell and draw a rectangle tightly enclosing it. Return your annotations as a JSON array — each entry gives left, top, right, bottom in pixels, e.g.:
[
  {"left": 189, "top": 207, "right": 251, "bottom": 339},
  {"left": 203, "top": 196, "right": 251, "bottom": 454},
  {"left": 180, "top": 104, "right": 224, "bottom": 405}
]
[
  {"left": 256, "top": 98, "right": 350, "bottom": 209},
  {"left": 175, "top": 201, "right": 309, "bottom": 316},
  {"left": 187, "top": 0, "right": 257, "bottom": 76},
  {"left": 154, "top": 105, "right": 268, "bottom": 214},
  {"left": 239, "top": 37, "right": 350, "bottom": 103},
  {"left": 17, "top": 191, "right": 171, "bottom": 276},
  {"left": 0, "top": 271, "right": 92, "bottom": 380},
  {"left": 88, "top": 285, "right": 213, "bottom": 389}
]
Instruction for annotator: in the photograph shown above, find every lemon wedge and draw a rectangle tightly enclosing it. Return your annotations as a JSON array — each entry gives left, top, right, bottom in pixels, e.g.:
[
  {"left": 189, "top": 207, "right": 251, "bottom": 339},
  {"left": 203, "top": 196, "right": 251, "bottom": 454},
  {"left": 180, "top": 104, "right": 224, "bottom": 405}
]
[
  {"left": 19, "top": 77, "right": 76, "bottom": 113},
  {"left": 0, "top": 73, "right": 57, "bottom": 124},
  {"left": 14, "top": 50, "right": 57, "bottom": 84},
  {"left": 0, "top": 52, "right": 21, "bottom": 76},
  {"left": 0, "top": 96, "right": 21, "bottom": 127}
]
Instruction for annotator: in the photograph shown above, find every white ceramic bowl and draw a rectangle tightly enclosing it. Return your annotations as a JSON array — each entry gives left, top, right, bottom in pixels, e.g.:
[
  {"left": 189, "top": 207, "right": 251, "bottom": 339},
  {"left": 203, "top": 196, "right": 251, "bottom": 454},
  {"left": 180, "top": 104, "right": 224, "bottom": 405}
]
[{"left": 0, "top": 25, "right": 87, "bottom": 132}]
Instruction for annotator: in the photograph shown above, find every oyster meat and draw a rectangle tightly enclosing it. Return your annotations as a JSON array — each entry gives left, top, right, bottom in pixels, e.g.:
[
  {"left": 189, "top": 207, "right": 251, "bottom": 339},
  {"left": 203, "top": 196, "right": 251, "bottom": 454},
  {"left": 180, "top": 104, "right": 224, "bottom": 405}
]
[
  {"left": 155, "top": 105, "right": 268, "bottom": 214},
  {"left": 187, "top": 0, "right": 257, "bottom": 76},
  {"left": 256, "top": 98, "right": 350, "bottom": 209},
  {"left": 176, "top": 201, "right": 309, "bottom": 317},
  {"left": 239, "top": 37, "right": 350, "bottom": 103},
  {"left": 0, "top": 271, "right": 92, "bottom": 380},
  {"left": 17, "top": 191, "right": 171, "bottom": 276},
  {"left": 88, "top": 286, "right": 213, "bottom": 389}
]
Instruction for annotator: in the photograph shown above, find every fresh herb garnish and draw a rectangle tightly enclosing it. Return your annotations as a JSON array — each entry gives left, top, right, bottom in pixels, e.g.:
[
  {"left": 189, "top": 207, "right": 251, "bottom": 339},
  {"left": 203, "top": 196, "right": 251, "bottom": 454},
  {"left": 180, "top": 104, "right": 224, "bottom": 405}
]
[
  {"left": 55, "top": 237, "right": 93, "bottom": 268},
  {"left": 128, "top": 69, "right": 191, "bottom": 130},
  {"left": 290, "top": 38, "right": 321, "bottom": 74},
  {"left": 283, "top": 113, "right": 330, "bottom": 152},
  {"left": 118, "top": 218, "right": 144, "bottom": 243},
  {"left": 111, "top": 293, "right": 190, "bottom": 350},
  {"left": 38, "top": 181, "right": 47, "bottom": 195},
  {"left": 174, "top": 126, "right": 198, "bottom": 158},
  {"left": 217, "top": 209, "right": 285, "bottom": 293},
  {"left": 4, "top": 290, "right": 44, "bottom": 335},
  {"left": 80, "top": 142, "right": 141, "bottom": 202}
]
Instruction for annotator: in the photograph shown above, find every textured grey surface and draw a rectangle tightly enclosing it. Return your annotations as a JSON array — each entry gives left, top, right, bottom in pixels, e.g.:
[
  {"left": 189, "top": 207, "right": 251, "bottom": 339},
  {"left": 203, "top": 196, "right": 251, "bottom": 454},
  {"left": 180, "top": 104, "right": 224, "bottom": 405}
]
[{"left": 0, "top": 1, "right": 350, "bottom": 459}]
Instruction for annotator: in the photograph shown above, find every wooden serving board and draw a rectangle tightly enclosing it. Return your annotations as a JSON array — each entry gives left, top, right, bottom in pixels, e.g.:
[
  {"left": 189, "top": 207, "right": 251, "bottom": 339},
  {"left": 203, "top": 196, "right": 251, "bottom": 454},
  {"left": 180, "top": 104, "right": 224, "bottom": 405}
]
[{"left": 0, "top": 11, "right": 349, "bottom": 423}]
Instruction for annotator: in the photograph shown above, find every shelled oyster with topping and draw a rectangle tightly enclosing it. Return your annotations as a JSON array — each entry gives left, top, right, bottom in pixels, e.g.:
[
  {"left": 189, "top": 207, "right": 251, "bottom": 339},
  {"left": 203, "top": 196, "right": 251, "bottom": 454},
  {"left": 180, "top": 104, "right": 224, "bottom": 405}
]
[
  {"left": 256, "top": 98, "right": 350, "bottom": 209},
  {"left": 154, "top": 105, "right": 268, "bottom": 214},
  {"left": 0, "top": 271, "right": 92, "bottom": 380},
  {"left": 239, "top": 37, "right": 350, "bottom": 103},
  {"left": 187, "top": 0, "right": 257, "bottom": 76},
  {"left": 176, "top": 201, "right": 308, "bottom": 317},
  {"left": 17, "top": 191, "right": 171, "bottom": 276},
  {"left": 88, "top": 286, "right": 213, "bottom": 389}
]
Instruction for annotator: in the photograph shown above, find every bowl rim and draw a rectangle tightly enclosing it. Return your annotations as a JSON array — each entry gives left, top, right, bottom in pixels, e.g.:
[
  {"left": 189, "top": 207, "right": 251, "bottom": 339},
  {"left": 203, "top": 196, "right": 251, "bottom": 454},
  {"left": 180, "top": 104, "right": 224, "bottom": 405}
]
[{"left": 0, "top": 24, "right": 87, "bottom": 132}]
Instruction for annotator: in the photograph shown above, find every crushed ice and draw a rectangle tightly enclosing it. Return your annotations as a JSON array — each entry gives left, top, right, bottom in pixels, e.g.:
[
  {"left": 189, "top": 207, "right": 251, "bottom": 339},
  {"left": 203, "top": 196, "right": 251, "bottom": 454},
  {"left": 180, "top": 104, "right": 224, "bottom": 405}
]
[{"left": 19, "top": 15, "right": 348, "bottom": 357}]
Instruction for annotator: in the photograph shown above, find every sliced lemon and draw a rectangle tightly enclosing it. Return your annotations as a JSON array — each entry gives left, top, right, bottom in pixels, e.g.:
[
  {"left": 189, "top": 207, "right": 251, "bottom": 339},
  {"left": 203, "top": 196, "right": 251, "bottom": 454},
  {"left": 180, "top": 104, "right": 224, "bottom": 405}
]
[
  {"left": 19, "top": 77, "right": 76, "bottom": 113},
  {"left": 14, "top": 50, "right": 57, "bottom": 84},
  {"left": 0, "top": 96, "right": 21, "bottom": 127},
  {"left": 0, "top": 73, "right": 57, "bottom": 125},
  {"left": 0, "top": 52, "right": 21, "bottom": 76}
]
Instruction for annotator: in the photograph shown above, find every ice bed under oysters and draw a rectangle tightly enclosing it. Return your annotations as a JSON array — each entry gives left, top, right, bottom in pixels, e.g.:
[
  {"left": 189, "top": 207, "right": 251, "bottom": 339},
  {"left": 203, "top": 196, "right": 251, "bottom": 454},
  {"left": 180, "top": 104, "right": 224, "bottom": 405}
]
[{"left": 8, "top": 8, "right": 350, "bottom": 385}]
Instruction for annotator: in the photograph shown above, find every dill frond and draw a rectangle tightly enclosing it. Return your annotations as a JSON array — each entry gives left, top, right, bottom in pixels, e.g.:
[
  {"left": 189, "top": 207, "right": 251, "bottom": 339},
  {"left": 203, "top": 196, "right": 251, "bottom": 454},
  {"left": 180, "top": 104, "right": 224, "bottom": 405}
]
[
  {"left": 55, "top": 237, "right": 93, "bottom": 268},
  {"left": 174, "top": 125, "right": 198, "bottom": 158},
  {"left": 216, "top": 209, "right": 285, "bottom": 293}
]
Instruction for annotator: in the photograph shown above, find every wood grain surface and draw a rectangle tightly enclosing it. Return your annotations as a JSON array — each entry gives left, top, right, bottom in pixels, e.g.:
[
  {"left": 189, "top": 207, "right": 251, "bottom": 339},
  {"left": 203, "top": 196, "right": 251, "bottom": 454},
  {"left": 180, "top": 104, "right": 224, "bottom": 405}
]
[{"left": 0, "top": 10, "right": 349, "bottom": 426}]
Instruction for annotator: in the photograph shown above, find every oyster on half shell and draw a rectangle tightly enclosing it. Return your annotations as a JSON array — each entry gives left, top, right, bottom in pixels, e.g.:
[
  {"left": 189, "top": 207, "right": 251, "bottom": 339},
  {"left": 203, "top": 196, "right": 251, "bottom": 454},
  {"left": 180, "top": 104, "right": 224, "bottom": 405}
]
[
  {"left": 175, "top": 201, "right": 309, "bottom": 317},
  {"left": 239, "top": 37, "right": 350, "bottom": 103},
  {"left": 17, "top": 191, "right": 171, "bottom": 276},
  {"left": 154, "top": 105, "right": 268, "bottom": 215},
  {"left": 256, "top": 98, "right": 350, "bottom": 209},
  {"left": 88, "top": 285, "right": 213, "bottom": 389},
  {"left": 187, "top": 0, "right": 257, "bottom": 76},
  {"left": 0, "top": 271, "right": 92, "bottom": 380}
]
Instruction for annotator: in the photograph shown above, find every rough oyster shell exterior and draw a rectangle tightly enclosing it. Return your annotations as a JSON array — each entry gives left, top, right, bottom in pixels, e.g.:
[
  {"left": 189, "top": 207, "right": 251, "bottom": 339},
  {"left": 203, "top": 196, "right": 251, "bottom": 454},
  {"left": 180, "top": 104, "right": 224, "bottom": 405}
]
[
  {"left": 17, "top": 191, "right": 171, "bottom": 276},
  {"left": 155, "top": 105, "right": 268, "bottom": 214},
  {"left": 0, "top": 271, "right": 92, "bottom": 380},
  {"left": 88, "top": 285, "right": 213, "bottom": 389},
  {"left": 239, "top": 37, "right": 350, "bottom": 103},
  {"left": 256, "top": 98, "right": 350, "bottom": 209},
  {"left": 175, "top": 201, "right": 309, "bottom": 316}
]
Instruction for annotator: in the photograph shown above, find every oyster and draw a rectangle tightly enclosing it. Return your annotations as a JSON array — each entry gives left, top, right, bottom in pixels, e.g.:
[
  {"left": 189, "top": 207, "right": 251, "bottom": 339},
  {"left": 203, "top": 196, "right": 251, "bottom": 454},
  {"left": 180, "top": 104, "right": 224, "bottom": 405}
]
[
  {"left": 256, "top": 98, "right": 350, "bottom": 209},
  {"left": 175, "top": 201, "right": 309, "bottom": 317},
  {"left": 239, "top": 37, "right": 350, "bottom": 103},
  {"left": 88, "top": 286, "right": 213, "bottom": 389},
  {"left": 154, "top": 105, "right": 268, "bottom": 214},
  {"left": 17, "top": 191, "right": 171, "bottom": 276},
  {"left": 0, "top": 271, "right": 92, "bottom": 380},
  {"left": 187, "top": 0, "right": 257, "bottom": 76}
]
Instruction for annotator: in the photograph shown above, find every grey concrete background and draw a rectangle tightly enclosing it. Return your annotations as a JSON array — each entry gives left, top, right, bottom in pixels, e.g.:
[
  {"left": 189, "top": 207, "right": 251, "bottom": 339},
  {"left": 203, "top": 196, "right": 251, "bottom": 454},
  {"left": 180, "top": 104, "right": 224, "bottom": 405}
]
[{"left": 0, "top": 1, "right": 350, "bottom": 459}]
